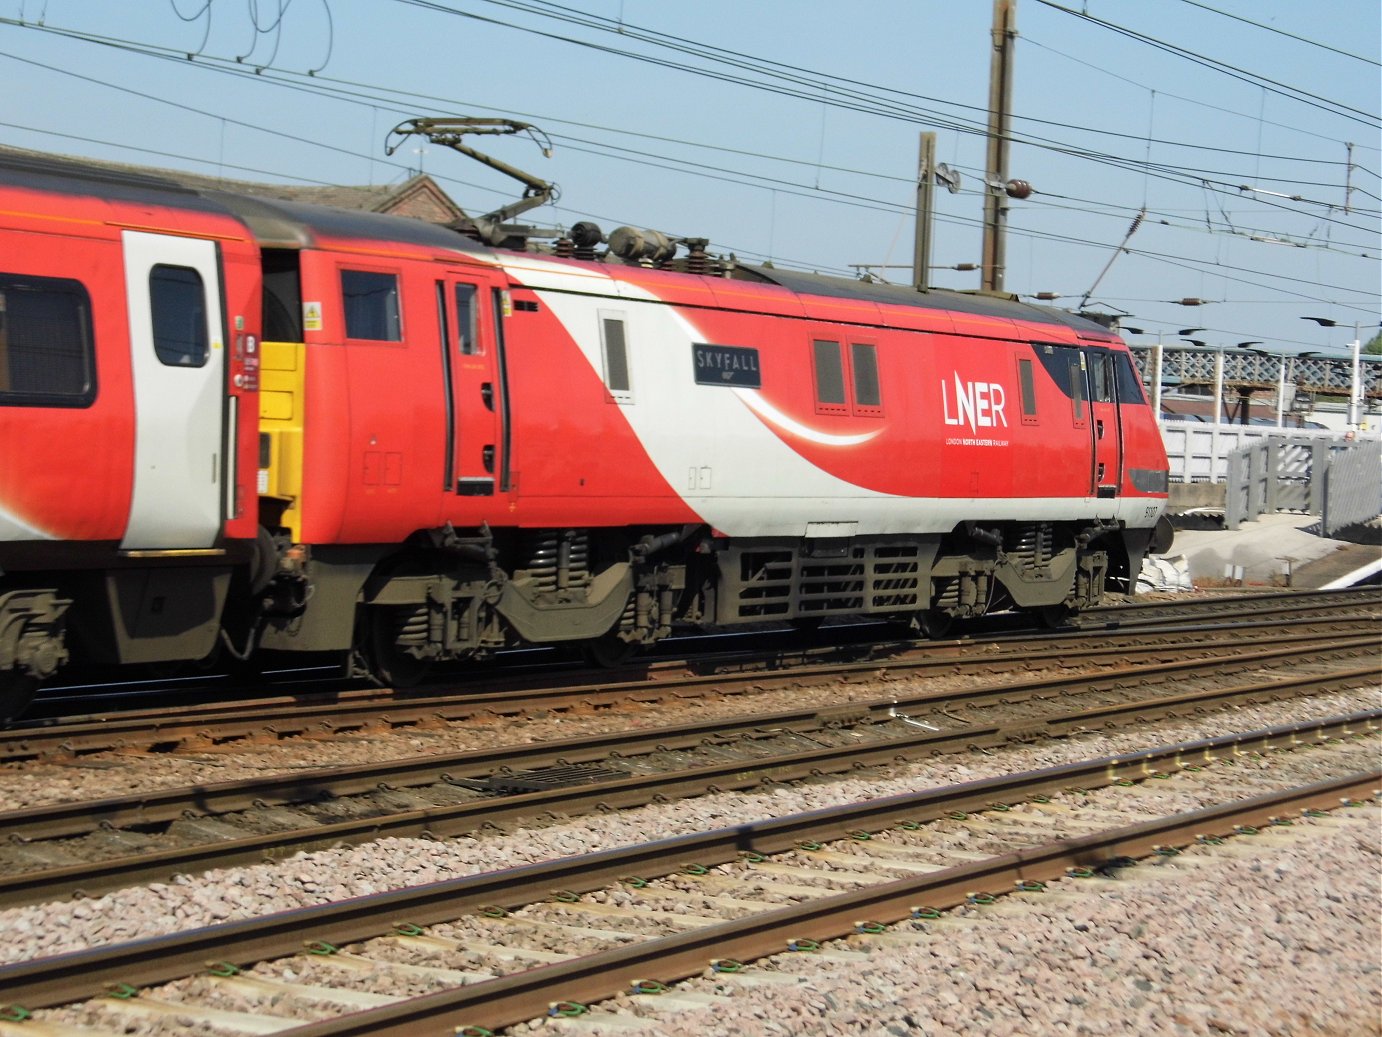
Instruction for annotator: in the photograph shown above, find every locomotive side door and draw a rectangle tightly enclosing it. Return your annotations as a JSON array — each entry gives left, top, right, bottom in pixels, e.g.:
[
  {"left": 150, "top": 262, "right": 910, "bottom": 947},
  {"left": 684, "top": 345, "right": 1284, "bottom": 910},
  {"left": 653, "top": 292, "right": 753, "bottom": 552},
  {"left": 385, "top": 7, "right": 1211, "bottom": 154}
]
[
  {"left": 120, "top": 231, "right": 226, "bottom": 550},
  {"left": 1084, "top": 348, "right": 1123, "bottom": 498},
  {"left": 436, "top": 275, "right": 504, "bottom": 496}
]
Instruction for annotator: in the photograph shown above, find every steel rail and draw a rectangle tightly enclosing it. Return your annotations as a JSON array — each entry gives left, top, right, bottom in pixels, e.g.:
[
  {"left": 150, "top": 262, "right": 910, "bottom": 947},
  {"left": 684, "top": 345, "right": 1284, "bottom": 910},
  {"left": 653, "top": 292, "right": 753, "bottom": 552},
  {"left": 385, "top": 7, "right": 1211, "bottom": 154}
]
[
  {"left": 0, "top": 651, "right": 1375, "bottom": 909},
  {"left": 4, "top": 607, "right": 1377, "bottom": 762},
  {"left": 0, "top": 660, "right": 1374, "bottom": 909},
  {"left": 1080, "top": 587, "right": 1382, "bottom": 623},
  {"left": 0, "top": 709, "right": 1375, "bottom": 1014},
  {"left": 283, "top": 771, "right": 1382, "bottom": 1037},
  {"left": 5, "top": 631, "right": 1375, "bottom": 843}
]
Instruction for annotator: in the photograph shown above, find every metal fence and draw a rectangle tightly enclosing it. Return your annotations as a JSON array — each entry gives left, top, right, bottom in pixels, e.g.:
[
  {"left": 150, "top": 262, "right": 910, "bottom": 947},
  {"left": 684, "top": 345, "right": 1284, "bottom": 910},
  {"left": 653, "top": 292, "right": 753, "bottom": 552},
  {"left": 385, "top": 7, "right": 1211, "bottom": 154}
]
[
  {"left": 1224, "top": 435, "right": 1382, "bottom": 533},
  {"left": 1322, "top": 441, "right": 1382, "bottom": 535},
  {"left": 1160, "top": 422, "right": 1339, "bottom": 484}
]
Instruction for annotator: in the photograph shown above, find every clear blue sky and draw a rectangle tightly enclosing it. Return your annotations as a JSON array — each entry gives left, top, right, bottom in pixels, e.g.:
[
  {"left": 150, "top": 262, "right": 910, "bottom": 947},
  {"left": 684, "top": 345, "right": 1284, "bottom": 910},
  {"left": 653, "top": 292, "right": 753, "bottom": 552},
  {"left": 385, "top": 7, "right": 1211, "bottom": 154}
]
[{"left": 3, "top": 1, "right": 1378, "bottom": 357}]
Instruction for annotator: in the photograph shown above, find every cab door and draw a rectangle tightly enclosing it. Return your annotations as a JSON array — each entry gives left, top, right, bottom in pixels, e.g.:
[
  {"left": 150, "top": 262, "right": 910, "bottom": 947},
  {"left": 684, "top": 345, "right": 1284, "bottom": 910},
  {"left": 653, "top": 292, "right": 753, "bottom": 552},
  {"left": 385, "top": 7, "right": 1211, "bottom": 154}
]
[
  {"left": 1084, "top": 348, "right": 1123, "bottom": 498},
  {"left": 436, "top": 276, "right": 503, "bottom": 497},
  {"left": 120, "top": 231, "right": 226, "bottom": 549}
]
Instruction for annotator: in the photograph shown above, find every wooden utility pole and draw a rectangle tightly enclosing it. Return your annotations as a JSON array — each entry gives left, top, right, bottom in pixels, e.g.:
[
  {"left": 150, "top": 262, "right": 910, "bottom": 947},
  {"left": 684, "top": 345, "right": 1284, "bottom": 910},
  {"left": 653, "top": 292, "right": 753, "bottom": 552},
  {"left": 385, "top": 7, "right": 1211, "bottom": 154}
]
[
  {"left": 981, "top": 0, "right": 1017, "bottom": 293},
  {"left": 913, "top": 132, "right": 937, "bottom": 290}
]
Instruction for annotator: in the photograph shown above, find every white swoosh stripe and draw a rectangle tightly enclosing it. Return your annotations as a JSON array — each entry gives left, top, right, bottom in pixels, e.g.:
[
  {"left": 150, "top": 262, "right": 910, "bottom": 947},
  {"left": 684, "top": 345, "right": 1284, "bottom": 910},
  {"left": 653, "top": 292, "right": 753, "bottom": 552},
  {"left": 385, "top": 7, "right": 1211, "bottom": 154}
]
[
  {"left": 733, "top": 389, "right": 884, "bottom": 446},
  {"left": 0, "top": 501, "right": 52, "bottom": 540}
]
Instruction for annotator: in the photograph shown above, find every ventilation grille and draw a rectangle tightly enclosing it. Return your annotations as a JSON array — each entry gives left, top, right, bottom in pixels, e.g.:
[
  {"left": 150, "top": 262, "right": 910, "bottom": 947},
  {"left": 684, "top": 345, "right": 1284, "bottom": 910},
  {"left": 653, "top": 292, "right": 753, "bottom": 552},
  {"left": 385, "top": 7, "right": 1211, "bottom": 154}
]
[{"left": 731, "top": 543, "right": 923, "bottom": 618}]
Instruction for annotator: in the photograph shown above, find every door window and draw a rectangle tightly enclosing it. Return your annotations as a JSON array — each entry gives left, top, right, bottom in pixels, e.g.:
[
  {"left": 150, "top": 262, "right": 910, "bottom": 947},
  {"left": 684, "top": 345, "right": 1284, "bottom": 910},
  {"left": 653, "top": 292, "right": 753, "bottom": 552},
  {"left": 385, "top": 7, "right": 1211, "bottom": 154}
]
[
  {"left": 150, "top": 265, "right": 209, "bottom": 367},
  {"left": 1087, "top": 351, "right": 1115, "bottom": 403},
  {"left": 455, "top": 283, "right": 480, "bottom": 355}
]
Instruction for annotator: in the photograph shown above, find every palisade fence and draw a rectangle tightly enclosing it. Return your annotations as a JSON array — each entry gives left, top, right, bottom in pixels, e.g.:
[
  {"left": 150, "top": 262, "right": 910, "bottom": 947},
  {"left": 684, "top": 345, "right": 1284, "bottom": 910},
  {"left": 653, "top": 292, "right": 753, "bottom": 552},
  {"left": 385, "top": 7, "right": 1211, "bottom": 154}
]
[
  {"left": 1159, "top": 422, "right": 1344, "bottom": 485},
  {"left": 1223, "top": 436, "right": 1382, "bottom": 533}
]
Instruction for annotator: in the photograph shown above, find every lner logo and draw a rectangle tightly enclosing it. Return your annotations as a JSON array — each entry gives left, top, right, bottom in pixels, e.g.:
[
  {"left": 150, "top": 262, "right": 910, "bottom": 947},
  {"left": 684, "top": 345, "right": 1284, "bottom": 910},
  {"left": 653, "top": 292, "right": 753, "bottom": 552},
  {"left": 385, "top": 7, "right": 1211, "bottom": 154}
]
[{"left": 941, "top": 374, "right": 1008, "bottom": 433}]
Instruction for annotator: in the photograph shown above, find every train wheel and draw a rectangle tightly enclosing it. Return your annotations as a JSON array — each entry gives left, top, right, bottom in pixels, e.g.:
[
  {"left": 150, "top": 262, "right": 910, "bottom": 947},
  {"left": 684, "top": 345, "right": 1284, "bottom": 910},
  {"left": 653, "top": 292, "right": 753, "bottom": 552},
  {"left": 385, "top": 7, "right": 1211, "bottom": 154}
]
[
  {"left": 1038, "top": 603, "right": 1074, "bottom": 629},
  {"left": 0, "top": 671, "right": 39, "bottom": 725},
  {"left": 368, "top": 607, "right": 435, "bottom": 688},
  {"left": 582, "top": 629, "right": 639, "bottom": 668},
  {"left": 1150, "top": 514, "right": 1175, "bottom": 556},
  {"left": 915, "top": 609, "right": 954, "bottom": 640}
]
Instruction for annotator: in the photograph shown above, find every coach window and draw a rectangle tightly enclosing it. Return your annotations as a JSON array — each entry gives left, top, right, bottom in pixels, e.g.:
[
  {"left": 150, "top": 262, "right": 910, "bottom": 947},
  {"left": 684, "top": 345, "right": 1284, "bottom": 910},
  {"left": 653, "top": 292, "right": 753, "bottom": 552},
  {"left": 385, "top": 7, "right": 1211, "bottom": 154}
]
[
  {"left": 850, "top": 342, "right": 882, "bottom": 414},
  {"left": 1017, "top": 357, "right": 1038, "bottom": 424},
  {"left": 149, "top": 265, "right": 209, "bottom": 367},
  {"left": 599, "top": 311, "right": 632, "bottom": 403},
  {"left": 0, "top": 272, "right": 96, "bottom": 406},
  {"left": 813, "top": 339, "right": 847, "bottom": 413},
  {"left": 455, "top": 284, "right": 480, "bottom": 355},
  {"left": 341, "top": 269, "right": 402, "bottom": 341}
]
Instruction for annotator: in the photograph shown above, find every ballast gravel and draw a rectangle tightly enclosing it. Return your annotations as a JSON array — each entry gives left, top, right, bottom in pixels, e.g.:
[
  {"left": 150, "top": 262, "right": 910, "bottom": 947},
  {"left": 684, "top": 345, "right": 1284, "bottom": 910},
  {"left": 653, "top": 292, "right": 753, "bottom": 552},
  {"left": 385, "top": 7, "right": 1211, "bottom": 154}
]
[
  {"left": 2, "top": 686, "right": 1379, "bottom": 1037},
  {"left": 578, "top": 816, "right": 1380, "bottom": 1037}
]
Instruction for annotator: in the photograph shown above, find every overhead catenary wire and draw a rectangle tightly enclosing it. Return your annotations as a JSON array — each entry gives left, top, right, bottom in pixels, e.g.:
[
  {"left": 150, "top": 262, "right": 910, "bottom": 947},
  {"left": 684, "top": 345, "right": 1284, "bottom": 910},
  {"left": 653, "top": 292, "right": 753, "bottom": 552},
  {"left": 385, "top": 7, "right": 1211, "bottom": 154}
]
[
  {"left": 2, "top": 42, "right": 1375, "bottom": 306},
  {"left": 0, "top": 5, "right": 1373, "bottom": 323},
  {"left": 7, "top": 12, "right": 1376, "bottom": 202},
  {"left": 1032, "top": 0, "right": 1380, "bottom": 128},
  {"left": 6, "top": 12, "right": 1376, "bottom": 255},
  {"left": 1173, "top": 0, "right": 1380, "bottom": 67}
]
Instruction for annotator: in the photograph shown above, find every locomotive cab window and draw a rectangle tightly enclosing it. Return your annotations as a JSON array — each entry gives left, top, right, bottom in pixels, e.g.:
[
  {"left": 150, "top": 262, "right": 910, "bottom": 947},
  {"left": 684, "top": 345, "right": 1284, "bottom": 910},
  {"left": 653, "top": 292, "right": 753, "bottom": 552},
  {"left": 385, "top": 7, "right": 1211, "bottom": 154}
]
[
  {"left": 1087, "top": 351, "right": 1115, "bottom": 403},
  {"left": 0, "top": 272, "right": 96, "bottom": 406},
  {"left": 341, "top": 269, "right": 401, "bottom": 341},
  {"left": 149, "top": 265, "right": 209, "bottom": 368},
  {"left": 1114, "top": 353, "right": 1147, "bottom": 405}
]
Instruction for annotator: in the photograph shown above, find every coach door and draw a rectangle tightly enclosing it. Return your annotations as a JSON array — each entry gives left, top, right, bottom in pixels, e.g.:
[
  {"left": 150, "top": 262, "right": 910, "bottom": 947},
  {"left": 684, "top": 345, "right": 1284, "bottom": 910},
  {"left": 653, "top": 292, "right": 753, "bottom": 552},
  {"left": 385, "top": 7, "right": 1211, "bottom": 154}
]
[
  {"left": 1084, "top": 348, "right": 1123, "bottom": 498},
  {"left": 120, "top": 231, "right": 226, "bottom": 550},
  {"left": 437, "top": 276, "right": 504, "bottom": 496}
]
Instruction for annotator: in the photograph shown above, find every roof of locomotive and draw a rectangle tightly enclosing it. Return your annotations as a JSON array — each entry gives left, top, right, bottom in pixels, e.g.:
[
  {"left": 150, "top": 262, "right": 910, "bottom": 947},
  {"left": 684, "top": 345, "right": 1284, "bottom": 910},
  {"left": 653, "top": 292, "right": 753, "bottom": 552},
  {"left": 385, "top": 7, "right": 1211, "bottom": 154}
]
[
  {"left": 225, "top": 192, "right": 1114, "bottom": 335},
  {"left": 0, "top": 148, "right": 237, "bottom": 217},
  {"left": 0, "top": 147, "right": 1116, "bottom": 340},
  {"left": 743, "top": 266, "right": 1117, "bottom": 338},
  {"left": 208, "top": 194, "right": 1114, "bottom": 337},
  {"left": 204, "top": 190, "right": 490, "bottom": 254}
]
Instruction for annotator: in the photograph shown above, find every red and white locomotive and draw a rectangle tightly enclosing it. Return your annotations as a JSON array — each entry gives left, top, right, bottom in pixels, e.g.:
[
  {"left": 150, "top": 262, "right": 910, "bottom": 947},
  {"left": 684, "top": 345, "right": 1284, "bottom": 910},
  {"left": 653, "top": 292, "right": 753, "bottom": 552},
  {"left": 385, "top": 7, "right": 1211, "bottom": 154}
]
[{"left": 0, "top": 148, "right": 1169, "bottom": 719}]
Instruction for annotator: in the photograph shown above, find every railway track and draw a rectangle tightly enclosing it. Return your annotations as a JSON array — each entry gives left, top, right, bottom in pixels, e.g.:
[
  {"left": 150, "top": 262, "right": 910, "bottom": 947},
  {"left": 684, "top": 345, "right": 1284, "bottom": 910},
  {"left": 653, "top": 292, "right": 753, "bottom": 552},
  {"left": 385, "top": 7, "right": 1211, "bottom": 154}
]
[
  {"left": 0, "top": 623, "right": 1376, "bottom": 908},
  {"left": 1077, "top": 586, "right": 1382, "bottom": 626},
  {"left": 4, "top": 588, "right": 1378, "bottom": 762},
  {"left": 2, "top": 715, "right": 1375, "bottom": 1035}
]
